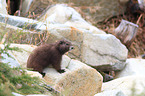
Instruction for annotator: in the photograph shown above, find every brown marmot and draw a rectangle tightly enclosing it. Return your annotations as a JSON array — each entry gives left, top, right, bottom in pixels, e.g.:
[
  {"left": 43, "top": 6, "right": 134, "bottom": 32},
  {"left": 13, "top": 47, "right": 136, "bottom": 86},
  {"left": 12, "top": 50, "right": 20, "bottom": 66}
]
[{"left": 27, "top": 40, "right": 73, "bottom": 77}]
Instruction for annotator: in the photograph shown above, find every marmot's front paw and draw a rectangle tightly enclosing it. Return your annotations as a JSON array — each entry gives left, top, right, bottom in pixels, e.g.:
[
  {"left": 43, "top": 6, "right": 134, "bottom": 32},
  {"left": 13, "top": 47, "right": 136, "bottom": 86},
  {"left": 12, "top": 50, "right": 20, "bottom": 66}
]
[
  {"left": 58, "top": 69, "right": 65, "bottom": 73},
  {"left": 39, "top": 72, "right": 46, "bottom": 77}
]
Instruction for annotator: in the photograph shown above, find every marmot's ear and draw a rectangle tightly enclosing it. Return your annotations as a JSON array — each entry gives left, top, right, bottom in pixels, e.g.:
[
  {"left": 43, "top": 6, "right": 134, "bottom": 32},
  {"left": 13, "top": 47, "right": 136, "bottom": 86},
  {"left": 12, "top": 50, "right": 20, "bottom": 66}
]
[{"left": 59, "top": 40, "right": 64, "bottom": 44}]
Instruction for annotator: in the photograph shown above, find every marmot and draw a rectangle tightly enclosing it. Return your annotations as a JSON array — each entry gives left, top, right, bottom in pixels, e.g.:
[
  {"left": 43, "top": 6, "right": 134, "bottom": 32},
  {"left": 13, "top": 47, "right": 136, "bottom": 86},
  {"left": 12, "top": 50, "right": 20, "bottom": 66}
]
[{"left": 27, "top": 40, "right": 74, "bottom": 77}]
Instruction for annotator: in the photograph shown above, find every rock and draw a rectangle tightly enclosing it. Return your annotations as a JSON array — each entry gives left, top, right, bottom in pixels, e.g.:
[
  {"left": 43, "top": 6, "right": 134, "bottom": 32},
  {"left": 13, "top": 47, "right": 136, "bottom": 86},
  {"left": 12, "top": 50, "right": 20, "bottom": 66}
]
[
  {"left": 61, "top": 55, "right": 72, "bottom": 69},
  {"left": 39, "top": 4, "right": 105, "bottom": 34},
  {"left": 1, "top": 52, "right": 20, "bottom": 68},
  {"left": 12, "top": 92, "right": 52, "bottom": 96},
  {"left": 44, "top": 59, "right": 103, "bottom": 96},
  {"left": 94, "top": 90, "right": 126, "bottom": 96},
  {"left": 102, "top": 75, "right": 145, "bottom": 96},
  {"left": 138, "top": 0, "right": 145, "bottom": 11},
  {"left": 0, "top": 44, "right": 20, "bottom": 68},
  {"left": 82, "top": 33, "right": 128, "bottom": 71},
  {"left": 25, "top": 70, "right": 42, "bottom": 78},
  {"left": 0, "top": 0, "right": 7, "bottom": 14},
  {"left": 8, "top": 44, "right": 36, "bottom": 68},
  {"left": 0, "top": 13, "right": 43, "bottom": 29},
  {"left": 12, "top": 92, "right": 24, "bottom": 96},
  {"left": 115, "top": 58, "right": 145, "bottom": 78}
]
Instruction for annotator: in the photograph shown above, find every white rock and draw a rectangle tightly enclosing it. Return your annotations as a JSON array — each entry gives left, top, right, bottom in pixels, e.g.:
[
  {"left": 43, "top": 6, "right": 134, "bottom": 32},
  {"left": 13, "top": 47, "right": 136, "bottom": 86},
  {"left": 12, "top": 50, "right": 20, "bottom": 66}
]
[
  {"left": 1, "top": 52, "right": 20, "bottom": 68},
  {"left": 0, "top": 44, "right": 20, "bottom": 68},
  {"left": 12, "top": 92, "right": 24, "bottom": 96},
  {"left": 40, "top": 4, "right": 105, "bottom": 34},
  {"left": 102, "top": 75, "right": 145, "bottom": 96},
  {"left": 115, "top": 58, "right": 145, "bottom": 78},
  {"left": 0, "top": 0, "right": 7, "bottom": 14},
  {"left": 25, "top": 70, "right": 42, "bottom": 78},
  {"left": 0, "top": 13, "right": 43, "bottom": 28},
  {"left": 94, "top": 90, "right": 126, "bottom": 96},
  {"left": 61, "top": 55, "right": 71, "bottom": 69},
  {"left": 44, "top": 58, "right": 103, "bottom": 96},
  {"left": 12, "top": 92, "right": 52, "bottom": 96},
  {"left": 82, "top": 33, "right": 128, "bottom": 71},
  {"left": 8, "top": 44, "right": 36, "bottom": 68}
]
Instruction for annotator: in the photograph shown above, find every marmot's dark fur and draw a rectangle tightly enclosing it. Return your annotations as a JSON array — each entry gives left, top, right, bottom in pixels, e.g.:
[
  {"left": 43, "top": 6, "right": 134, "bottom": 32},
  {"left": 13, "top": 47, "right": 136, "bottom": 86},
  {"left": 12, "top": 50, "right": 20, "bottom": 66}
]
[{"left": 27, "top": 40, "right": 73, "bottom": 77}]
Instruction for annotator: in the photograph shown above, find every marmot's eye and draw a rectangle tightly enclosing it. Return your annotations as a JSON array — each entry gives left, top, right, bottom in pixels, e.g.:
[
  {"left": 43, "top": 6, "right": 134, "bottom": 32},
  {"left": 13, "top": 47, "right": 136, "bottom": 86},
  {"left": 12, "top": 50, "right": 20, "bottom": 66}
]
[
  {"left": 66, "top": 43, "right": 69, "bottom": 45},
  {"left": 59, "top": 41, "right": 63, "bottom": 44}
]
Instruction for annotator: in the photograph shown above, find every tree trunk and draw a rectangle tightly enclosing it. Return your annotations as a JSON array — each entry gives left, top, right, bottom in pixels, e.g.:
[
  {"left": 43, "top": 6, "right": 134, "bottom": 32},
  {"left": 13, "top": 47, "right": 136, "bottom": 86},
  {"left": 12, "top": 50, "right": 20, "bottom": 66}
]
[{"left": 114, "top": 19, "right": 139, "bottom": 48}]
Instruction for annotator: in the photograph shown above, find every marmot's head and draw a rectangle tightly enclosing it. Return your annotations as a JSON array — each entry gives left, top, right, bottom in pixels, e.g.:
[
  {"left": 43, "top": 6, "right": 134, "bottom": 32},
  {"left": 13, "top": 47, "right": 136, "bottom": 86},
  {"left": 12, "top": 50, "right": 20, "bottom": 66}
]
[{"left": 56, "top": 40, "right": 74, "bottom": 54}]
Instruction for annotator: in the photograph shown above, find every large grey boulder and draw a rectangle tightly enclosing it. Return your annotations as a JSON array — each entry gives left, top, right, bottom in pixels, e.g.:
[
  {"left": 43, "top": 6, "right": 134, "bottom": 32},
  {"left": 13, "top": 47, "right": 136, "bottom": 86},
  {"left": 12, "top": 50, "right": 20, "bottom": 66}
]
[
  {"left": 82, "top": 33, "right": 128, "bottom": 71},
  {"left": 39, "top": 4, "right": 105, "bottom": 34},
  {"left": 44, "top": 59, "right": 103, "bottom": 96}
]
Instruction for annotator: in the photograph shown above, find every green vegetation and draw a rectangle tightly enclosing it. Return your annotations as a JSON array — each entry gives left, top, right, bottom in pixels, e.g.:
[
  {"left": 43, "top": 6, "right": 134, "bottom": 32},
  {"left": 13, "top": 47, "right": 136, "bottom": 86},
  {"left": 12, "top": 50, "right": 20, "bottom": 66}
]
[
  {"left": 0, "top": 62, "right": 46, "bottom": 95},
  {"left": 0, "top": 43, "right": 46, "bottom": 95}
]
